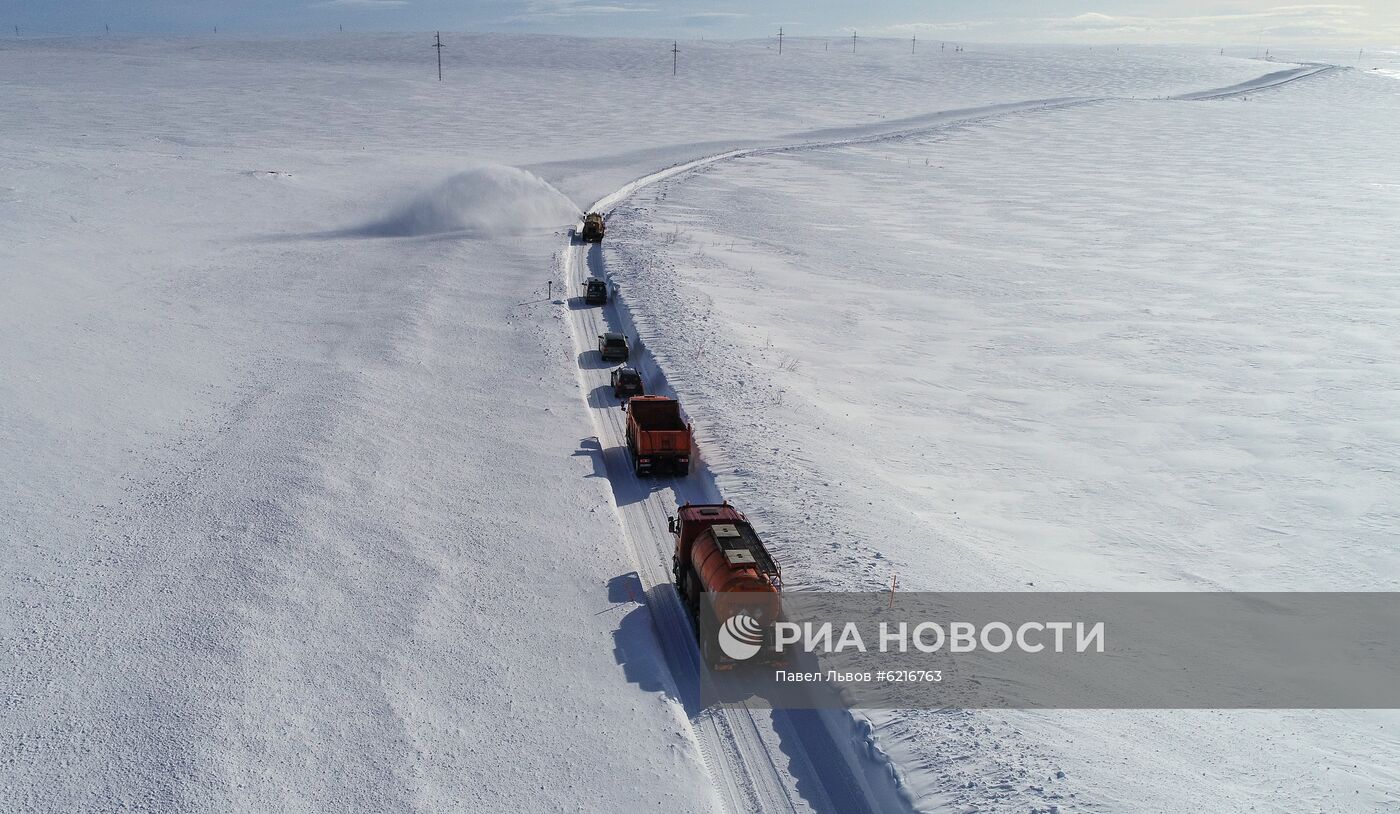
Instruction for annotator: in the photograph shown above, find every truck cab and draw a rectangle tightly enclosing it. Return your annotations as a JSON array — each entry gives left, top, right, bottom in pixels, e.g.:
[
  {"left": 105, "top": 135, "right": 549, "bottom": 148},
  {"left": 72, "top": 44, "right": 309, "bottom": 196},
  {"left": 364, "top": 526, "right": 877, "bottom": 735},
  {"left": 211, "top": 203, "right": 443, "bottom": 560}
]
[{"left": 580, "top": 212, "right": 606, "bottom": 242}]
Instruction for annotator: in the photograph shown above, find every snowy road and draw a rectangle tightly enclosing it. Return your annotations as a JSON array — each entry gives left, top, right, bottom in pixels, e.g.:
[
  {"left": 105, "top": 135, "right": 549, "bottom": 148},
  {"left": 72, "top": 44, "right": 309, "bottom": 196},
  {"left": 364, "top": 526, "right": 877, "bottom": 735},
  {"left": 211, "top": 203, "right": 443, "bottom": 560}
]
[{"left": 555, "top": 61, "right": 1338, "bottom": 813}]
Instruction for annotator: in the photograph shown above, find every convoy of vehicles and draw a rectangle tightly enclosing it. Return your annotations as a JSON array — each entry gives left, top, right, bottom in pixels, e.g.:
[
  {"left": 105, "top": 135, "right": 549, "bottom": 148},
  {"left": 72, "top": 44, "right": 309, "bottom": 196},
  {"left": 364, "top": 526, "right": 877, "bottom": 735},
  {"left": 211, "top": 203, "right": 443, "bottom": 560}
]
[{"left": 580, "top": 212, "right": 781, "bottom": 661}]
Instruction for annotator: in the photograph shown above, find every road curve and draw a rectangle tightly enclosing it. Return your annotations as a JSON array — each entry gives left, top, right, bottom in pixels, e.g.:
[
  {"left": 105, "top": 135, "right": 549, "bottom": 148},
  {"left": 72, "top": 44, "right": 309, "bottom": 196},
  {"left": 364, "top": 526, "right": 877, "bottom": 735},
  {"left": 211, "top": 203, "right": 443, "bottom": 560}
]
[{"left": 555, "top": 62, "right": 1335, "bottom": 814}]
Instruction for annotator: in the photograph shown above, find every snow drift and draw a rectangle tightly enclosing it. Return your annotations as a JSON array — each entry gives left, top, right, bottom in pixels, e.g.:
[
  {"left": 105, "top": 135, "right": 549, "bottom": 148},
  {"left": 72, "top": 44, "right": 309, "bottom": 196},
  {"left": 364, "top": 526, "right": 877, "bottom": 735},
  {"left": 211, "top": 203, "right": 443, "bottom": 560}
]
[{"left": 359, "top": 164, "right": 578, "bottom": 237}]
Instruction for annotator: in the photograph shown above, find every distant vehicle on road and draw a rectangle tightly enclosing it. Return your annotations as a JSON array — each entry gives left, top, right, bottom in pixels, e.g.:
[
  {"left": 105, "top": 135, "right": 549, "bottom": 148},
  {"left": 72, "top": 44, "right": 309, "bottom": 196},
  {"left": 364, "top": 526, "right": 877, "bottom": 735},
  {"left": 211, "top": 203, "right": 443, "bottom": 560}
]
[
  {"left": 610, "top": 367, "right": 644, "bottom": 399},
  {"left": 598, "top": 332, "right": 629, "bottom": 362},
  {"left": 583, "top": 278, "right": 608, "bottom": 305},
  {"left": 580, "top": 212, "right": 605, "bottom": 242}
]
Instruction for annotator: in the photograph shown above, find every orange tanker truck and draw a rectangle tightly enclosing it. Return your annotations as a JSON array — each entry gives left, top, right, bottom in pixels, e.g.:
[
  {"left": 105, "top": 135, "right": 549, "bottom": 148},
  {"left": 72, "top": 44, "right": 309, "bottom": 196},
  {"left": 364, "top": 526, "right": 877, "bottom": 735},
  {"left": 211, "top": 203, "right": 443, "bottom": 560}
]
[
  {"left": 624, "top": 395, "right": 692, "bottom": 476},
  {"left": 669, "top": 502, "right": 783, "bottom": 667}
]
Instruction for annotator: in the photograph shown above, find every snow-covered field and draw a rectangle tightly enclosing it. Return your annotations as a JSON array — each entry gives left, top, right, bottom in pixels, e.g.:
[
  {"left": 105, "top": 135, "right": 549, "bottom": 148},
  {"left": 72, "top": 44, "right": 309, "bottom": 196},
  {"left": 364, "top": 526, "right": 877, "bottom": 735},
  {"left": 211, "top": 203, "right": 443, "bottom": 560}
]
[
  {"left": 2, "top": 32, "right": 1396, "bottom": 812},
  {"left": 604, "top": 59, "right": 1400, "bottom": 811}
]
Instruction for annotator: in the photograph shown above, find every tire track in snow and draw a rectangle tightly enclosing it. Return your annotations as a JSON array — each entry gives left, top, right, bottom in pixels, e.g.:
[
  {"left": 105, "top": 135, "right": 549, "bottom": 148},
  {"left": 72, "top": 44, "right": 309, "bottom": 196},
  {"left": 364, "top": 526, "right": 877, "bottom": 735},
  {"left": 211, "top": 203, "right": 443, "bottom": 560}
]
[{"left": 557, "top": 64, "right": 1335, "bottom": 814}]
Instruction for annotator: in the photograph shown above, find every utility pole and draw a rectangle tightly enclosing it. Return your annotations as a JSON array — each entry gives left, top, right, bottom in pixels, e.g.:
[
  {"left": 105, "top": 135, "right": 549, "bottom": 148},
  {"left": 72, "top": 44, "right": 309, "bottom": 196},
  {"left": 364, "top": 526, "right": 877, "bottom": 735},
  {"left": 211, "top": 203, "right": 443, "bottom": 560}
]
[
  {"left": 433, "top": 31, "right": 444, "bottom": 81},
  {"left": 777, "top": 27, "right": 782, "bottom": 55},
  {"left": 672, "top": 40, "right": 679, "bottom": 75}
]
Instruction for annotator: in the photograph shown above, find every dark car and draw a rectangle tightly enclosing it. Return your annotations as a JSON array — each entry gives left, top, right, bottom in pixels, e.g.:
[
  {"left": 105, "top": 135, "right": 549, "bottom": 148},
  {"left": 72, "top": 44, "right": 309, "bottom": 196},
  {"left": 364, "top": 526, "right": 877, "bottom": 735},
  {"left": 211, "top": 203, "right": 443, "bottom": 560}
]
[
  {"left": 583, "top": 277, "right": 608, "bottom": 305},
  {"left": 598, "top": 332, "right": 630, "bottom": 362},
  {"left": 610, "top": 367, "right": 644, "bottom": 399}
]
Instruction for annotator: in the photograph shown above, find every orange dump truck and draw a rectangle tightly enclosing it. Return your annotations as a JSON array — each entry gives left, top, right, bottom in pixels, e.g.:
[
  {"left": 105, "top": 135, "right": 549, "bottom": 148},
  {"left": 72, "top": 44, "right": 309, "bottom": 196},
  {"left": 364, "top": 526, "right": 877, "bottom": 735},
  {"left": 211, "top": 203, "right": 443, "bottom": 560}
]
[
  {"left": 624, "top": 395, "right": 692, "bottom": 477},
  {"left": 669, "top": 502, "right": 783, "bottom": 666}
]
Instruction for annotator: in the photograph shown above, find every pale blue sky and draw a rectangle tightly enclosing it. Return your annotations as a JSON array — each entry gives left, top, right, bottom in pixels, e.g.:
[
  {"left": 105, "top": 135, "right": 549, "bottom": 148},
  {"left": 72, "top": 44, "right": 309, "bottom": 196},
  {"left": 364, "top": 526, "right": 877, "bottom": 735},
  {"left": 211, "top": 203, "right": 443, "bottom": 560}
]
[{"left": 3, "top": 1, "right": 1395, "bottom": 42}]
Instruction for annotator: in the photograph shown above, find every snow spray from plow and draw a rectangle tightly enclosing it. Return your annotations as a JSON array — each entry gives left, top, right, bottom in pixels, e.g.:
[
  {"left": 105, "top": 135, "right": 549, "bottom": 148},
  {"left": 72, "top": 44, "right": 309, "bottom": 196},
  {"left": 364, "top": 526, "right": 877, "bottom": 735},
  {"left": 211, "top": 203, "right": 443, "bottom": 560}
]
[{"left": 357, "top": 163, "right": 578, "bottom": 237}]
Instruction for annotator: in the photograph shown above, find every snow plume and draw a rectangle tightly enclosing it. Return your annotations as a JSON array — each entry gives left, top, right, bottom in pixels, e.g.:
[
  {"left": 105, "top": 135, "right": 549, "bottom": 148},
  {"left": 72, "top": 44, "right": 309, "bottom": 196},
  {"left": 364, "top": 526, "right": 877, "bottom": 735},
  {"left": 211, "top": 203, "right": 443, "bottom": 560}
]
[{"left": 360, "top": 164, "right": 578, "bottom": 237}]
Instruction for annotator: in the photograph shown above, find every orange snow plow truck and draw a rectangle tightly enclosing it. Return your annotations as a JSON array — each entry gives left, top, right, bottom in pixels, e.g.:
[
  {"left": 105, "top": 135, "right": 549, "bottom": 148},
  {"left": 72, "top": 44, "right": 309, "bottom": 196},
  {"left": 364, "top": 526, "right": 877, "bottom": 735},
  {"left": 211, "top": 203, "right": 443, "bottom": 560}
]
[
  {"left": 670, "top": 502, "right": 783, "bottom": 667},
  {"left": 624, "top": 395, "right": 692, "bottom": 476}
]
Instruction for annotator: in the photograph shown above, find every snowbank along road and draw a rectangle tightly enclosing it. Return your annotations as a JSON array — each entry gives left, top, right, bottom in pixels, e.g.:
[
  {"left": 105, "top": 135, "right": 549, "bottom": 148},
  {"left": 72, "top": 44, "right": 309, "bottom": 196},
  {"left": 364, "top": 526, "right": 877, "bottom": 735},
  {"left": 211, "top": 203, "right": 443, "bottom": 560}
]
[{"left": 558, "top": 61, "right": 1339, "bottom": 814}]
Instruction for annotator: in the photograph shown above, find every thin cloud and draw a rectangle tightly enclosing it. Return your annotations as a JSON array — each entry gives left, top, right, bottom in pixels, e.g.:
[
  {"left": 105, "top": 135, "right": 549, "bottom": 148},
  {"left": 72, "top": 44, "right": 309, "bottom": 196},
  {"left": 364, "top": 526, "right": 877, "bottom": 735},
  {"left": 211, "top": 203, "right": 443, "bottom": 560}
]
[
  {"left": 517, "top": 0, "right": 655, "bottom": 18},
  {"left": 313, "top": 0, "right": 409, "bottom": 8},
  {"left": 884, "top": 3, "right": 1394, "bottom": 42},
  {"left": 681, "top": 11, "right": 748, "bottom": 27}
]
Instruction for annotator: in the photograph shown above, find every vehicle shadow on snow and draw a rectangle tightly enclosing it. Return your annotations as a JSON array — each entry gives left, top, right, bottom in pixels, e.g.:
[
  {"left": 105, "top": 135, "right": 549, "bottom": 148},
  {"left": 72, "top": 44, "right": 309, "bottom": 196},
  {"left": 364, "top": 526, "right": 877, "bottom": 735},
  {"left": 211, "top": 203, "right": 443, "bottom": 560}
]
[
  {"left": 577, "top": 349, "right": 615, "bottom": 370},
  {"left": 614, "top": 593, "right": 877, "bottom": 814},
  {"left": 570, "top": 437, "right": 608, "bottom": 480},
  {"left": 588, "top": 383, "right": 620, "bottom": 405},
  {"left": 585, "top": 240, "right": 604, "bottom": 271},
  {"left": 607, "top": 572, "right": 682, "bottom": 703}
]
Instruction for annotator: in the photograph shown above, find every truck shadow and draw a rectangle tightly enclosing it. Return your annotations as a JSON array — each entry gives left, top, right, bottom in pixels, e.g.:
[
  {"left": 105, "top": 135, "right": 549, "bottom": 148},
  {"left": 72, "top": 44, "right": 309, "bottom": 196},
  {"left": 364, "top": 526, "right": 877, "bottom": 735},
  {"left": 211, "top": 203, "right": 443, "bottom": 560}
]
[
  {"left": 585, "top": 241, "right": 605, "bottom": 275},
  {"left": 571, "top": 437, "right": 608, "bottom": 479},
  {"left": 616, "top": 591, "right": 889, "bottom": 814},
  {"left": 595, "top": 440, "right": 672, "bottom": 507},
  {"left": 608, "top": 572, "right": 681, "bottom": 703}
]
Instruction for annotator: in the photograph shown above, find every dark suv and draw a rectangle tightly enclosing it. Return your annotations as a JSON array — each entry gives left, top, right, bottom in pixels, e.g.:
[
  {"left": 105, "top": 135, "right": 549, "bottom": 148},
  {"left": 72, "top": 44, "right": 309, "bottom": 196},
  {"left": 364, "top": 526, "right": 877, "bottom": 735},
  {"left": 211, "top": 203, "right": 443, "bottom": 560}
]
[
  {"left": 583, "top": 278, "right": 608, "bottom": 305},
  {"left": 598, "top": 332, "right": 630, "bottom": 362},
  {"left": 610, "top": 367, "right": 644, "bottom": 399}
]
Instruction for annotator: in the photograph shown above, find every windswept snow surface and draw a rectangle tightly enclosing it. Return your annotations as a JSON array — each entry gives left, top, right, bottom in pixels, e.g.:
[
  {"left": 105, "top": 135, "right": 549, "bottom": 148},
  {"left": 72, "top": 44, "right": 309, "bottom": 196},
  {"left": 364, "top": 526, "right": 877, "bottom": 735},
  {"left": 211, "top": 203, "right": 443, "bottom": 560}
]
[
  {"left": 603, "top": 65, "right": 1400, "bottom": 811},
  {"left": 0, "top": 32, "right": 1381, "bottom": 812}
]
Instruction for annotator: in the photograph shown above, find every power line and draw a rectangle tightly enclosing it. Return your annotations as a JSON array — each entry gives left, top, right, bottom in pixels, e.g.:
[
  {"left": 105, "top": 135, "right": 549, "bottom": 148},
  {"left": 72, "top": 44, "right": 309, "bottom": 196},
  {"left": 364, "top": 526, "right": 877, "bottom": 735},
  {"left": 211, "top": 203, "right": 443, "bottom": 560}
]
[{"left": 433, "top": 31, "right": 445, "bottom": 81}]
